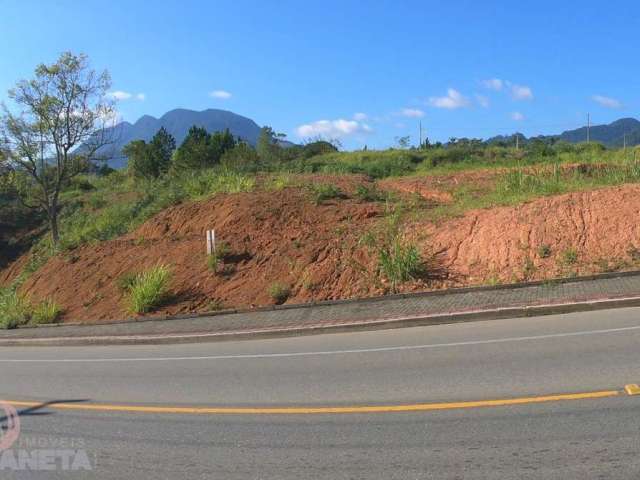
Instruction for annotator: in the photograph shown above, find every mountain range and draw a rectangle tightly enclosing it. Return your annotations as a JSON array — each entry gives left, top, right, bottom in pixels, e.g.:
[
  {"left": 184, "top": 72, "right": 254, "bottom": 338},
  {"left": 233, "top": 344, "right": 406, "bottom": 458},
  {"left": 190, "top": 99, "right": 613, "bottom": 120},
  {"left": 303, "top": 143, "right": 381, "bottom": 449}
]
[
  {"left": 97, "top": 108, "right": 264, "bottom": 168},
  {"left": 95, "top": 109, "right": 640, "bottom": 169},
  {"left": 488, "top": 118, "right": 640, "bottom": 148}
]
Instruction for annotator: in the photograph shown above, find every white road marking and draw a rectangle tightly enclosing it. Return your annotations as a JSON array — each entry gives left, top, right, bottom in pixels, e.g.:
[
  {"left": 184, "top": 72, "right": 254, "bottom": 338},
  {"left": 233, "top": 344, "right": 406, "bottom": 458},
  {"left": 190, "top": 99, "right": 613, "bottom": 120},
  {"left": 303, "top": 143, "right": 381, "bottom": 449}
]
[{"left": 1, "top": 323, "right": 640, "bottom": 363}]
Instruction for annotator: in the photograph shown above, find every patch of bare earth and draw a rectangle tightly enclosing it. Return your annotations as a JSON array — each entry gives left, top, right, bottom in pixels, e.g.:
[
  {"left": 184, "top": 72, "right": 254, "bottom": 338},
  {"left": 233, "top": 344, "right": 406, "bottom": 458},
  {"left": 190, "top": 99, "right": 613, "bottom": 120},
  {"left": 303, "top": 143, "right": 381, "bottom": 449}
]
[
  {"left": 18, "top": 185, "right": 388, "bottom": 322},
  {"left": 407, "top": 184, "right": 640, "bottom": 286}
]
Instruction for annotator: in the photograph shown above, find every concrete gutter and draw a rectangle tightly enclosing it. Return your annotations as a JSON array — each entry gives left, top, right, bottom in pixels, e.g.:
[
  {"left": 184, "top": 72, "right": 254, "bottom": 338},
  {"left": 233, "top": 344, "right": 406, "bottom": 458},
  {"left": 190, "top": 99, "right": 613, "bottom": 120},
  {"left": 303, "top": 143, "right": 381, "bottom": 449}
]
[{"left": 3, "top": 291, "right": 640, "bottom": 347}]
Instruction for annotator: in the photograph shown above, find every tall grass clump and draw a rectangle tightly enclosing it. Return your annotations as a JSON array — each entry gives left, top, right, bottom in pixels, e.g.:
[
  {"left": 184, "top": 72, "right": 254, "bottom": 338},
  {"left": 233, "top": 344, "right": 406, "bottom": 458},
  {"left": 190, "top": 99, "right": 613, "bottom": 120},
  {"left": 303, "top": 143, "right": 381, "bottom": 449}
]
[
  {"left": 267, "top": 282, "right": 291, "bottom": 305},
  {"left": 126, "top": 264, "right": 173, "bottom": 314},
  {"left": 0, "top": 290, "right": 62, "bottom": 329},
  {"left": 179, "top": 168, "right": 255, "bottom": 199},
  {"left": 0, "top": 290, "right": 31, "bottom": 329},
  {"left": 362, "top": 210, "right": 427, "bottom": 293},
  {"left": 31, "top": 298, "right": 63, "bottom": 324}
]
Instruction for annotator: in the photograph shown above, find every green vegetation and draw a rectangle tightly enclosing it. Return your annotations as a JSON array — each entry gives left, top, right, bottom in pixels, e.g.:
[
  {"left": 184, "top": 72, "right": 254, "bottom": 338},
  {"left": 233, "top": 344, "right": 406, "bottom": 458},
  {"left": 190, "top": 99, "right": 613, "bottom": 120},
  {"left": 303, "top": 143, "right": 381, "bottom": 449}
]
[
  {"left": 126, "top": 264, "right": 172, "bottom": 314},
  {"left": 310, "top": 184, "right": 343, "bottom": 204},
  {"left": 362, "top": 211, "right": 427, "bottom": 293},
  {"left": 538, "top": 244, "right": 552, "bottom": 259},
  {"left": 207, "top": 242, "right": 231, "bottom": 272},
  {"left": 355, "top": 184, "right": 386, "bottom": 202},
  {"left": 31, "top": 298, "right": 63, "bottom": 324},
  {"left": 0, "top": 52, "right": 113, "bottom": 247},
  {"left": 0, "top": 290, "right": 62, "bottom": 329},
  {"left": 124, "top": 127, "right": 176, "bottom": 179},
  {"left": 116, "top": 271, "right": 138, "bottom": 292},
  {"left": 560, "top": 247, "right": 579, "bottom": 266},
  {"left": 267, "top": 282, "right": 291, "bottom": 305}
]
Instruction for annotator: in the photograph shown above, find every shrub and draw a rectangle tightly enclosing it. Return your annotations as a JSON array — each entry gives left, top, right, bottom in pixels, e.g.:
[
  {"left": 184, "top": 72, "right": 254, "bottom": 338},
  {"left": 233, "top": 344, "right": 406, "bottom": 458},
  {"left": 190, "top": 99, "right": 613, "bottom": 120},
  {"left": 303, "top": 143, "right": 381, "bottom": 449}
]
[
  {"left": 127, "top": 264, "right": 172, "bottom": 314},
  {"left": 31, "top": 298, "right": 62, "bottom": 324},
  {"left": 268, "top": 282, "right": 291, "bottom": 305},
  {"left": 310, "top": 184, "right": 343, "bottom": 204}
]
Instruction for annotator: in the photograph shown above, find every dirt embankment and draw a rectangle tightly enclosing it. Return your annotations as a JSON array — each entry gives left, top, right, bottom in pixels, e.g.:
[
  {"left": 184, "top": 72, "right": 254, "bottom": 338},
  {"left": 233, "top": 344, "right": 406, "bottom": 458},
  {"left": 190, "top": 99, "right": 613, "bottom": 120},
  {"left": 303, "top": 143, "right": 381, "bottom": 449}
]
[
  {"left": 8, "top": 175, "right": 640, "bottom": 322},
  {"left": 18, "top": 184, "right": 387, "bottom": 322},
  {"left": 416, "top": 184, "right": 640, "bottom": 284}
]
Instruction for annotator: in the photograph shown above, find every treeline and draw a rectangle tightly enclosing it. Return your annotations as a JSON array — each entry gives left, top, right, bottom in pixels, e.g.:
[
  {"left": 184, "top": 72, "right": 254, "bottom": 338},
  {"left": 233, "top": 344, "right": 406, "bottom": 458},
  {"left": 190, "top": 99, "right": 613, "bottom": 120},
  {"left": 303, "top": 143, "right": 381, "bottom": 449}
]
[{"left": 123, "top": 125, "right": 339, "bottom": 180}]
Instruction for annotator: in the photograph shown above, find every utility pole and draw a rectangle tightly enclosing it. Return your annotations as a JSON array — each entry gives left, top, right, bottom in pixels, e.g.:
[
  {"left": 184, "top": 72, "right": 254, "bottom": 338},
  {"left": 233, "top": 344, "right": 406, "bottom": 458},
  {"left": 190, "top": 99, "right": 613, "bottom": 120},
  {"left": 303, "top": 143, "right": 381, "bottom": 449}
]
[
  {"left": 515, "top": 134, "right": 519, "bottom": 150},
  {"left": 587, "top": 113, "right": 591, "bottom": 143},
  {"left": 419, "top": 121, "right": 423, "bottom": 148}
]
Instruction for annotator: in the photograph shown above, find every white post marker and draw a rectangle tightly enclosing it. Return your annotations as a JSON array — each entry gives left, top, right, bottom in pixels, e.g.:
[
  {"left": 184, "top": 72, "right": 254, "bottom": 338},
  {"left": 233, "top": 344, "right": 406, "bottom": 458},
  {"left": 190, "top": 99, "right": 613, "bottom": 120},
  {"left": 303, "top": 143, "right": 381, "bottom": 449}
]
[{"left": 206, "top": 229, "right": 215, "bottom": 255}]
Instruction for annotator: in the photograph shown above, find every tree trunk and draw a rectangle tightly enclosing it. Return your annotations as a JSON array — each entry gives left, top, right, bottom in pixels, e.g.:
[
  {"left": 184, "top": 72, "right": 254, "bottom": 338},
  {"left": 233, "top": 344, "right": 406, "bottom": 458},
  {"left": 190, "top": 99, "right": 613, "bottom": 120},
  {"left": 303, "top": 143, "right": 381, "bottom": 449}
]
[{"left": 48, "top": 206, "right": 60, "bottom": 247}]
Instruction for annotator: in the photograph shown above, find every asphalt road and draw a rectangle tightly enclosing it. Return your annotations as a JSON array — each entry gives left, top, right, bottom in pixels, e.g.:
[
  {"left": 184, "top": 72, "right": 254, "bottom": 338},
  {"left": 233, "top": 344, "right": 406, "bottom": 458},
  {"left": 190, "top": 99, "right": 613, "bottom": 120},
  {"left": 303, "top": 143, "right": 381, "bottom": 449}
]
[{"left": 1, "top": 307, "right": 640, "bottom": 478}]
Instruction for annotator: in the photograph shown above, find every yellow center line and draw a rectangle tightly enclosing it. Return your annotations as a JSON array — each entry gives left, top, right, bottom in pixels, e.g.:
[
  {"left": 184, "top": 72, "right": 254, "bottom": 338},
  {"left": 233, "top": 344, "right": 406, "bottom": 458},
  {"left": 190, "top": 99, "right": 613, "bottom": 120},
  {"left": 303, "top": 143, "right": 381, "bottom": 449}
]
[{"left": 5, "top": 389, "right": 621, "bottom": 415}]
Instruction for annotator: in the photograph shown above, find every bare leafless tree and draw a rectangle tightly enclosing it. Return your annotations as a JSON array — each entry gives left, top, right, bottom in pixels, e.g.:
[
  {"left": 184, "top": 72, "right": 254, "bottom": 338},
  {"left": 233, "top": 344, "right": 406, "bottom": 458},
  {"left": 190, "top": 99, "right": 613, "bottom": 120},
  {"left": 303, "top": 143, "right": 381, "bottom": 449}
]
[{"left": 0, "top": 52, "right": 115, "bottom": 246}]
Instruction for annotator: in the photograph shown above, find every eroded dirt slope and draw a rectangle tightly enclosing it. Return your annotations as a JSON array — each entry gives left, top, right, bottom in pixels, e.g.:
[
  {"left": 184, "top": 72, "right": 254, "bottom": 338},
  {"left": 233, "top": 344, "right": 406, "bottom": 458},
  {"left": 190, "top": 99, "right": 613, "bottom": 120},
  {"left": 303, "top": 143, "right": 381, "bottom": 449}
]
[
  {"left": 413, "top": 184, "right": 640, "bottom": 284},
  {"left": 10, "top": 178, "right": 640, "bottom": 322},
  {"left": 19, "top": 185, "right": 387, "bottom": 321}
]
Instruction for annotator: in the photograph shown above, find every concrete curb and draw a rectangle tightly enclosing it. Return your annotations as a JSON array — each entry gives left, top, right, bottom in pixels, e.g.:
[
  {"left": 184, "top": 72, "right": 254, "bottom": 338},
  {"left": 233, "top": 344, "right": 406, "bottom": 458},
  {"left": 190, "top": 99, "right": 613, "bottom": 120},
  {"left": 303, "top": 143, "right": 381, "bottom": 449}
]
[{"left": 3, "top": 294, "right": 640, "bottom": 347}]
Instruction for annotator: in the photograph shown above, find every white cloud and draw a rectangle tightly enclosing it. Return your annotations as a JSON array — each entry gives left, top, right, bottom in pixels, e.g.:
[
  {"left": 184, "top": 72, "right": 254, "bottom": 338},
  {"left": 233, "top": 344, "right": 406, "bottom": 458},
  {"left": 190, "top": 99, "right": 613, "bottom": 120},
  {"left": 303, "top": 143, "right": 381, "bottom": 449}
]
[
  {"left": 475, "top": 94, "right": 490, "bottom": 108},
  {"left": 511, "top": 111, "right": 525, "bottom": 121},
  {"left": 107, "top": 90, "right": 145, "bottom": 101},
  {"left": 210, "top": 90, "right": 232, "bottom": 99},
  {"left": 108, "top": 90, "right": 132, "bottom": 100},
  {"left": 510, "top": 83, "right": 533, "bottom": 100},
  {"left": 592, "top": 95, "right": 622, "bottom": 109},
  {"left": 353, "top": 112, "right": 368, "bottom": 121},
  {"left": 428, "top": 88, "right": 470, "bottom": 109},
  {"left": 482, "top": 78, "right": 503, "bottom": 91},
  {"left": 295, "top": 119, "right": 372, "bottom": 139},
  {"left": 400, "top": 108, "right": 425, "bottom": 118}
]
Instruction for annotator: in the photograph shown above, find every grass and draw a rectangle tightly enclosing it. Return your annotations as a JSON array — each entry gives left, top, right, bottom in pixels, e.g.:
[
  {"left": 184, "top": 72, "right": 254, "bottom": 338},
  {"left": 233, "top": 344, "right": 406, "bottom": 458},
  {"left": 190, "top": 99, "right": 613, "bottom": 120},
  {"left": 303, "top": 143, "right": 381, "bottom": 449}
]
[
  {"left": 267, "top": 282, "right": 291, "bottom": 305},
  {"left": 362, "top": 210, "right": 427, "bottom": 293},
  {"left": 560, "top": 247, "right": 578, "bottom": 265},
  {"left": 207, "top": 242, "right": 231, "bottom": 272},
  {"left": 355, "top": 184, "right": 386, "bottom": 202},
  {"left": 310, "top": 184, "right": 343, "bottom": 205},
  {"left": 31, "top": 298, "right": 63, "bottom": 324},
  {"left": 126, "top": 264, "right": 172, "bottom": 314},
  {"left": 0, "top": 290, "right": 62, "bottom": 329}
]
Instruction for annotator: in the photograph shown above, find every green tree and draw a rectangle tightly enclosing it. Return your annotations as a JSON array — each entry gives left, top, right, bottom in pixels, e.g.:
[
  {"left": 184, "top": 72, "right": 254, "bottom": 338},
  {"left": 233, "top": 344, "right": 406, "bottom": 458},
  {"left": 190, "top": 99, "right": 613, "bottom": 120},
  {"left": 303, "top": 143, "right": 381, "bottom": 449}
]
[
  {"left": 220, "top": 141, "right": 260, "bottom": 171},
  {"left": 123, "top": 140, "right": 154, "bottom": 179},
  {"left": 0, "top": 52, "right": 113, "bottom": 247},
  {"left": 172, "top": 126, "right": 236, "bottom": 172},
  {"left": 256, "top": 126, "right": 281, "bottom": 164},
  {"left": 150, "top": 127, "right": 176, "bottom": 174}
]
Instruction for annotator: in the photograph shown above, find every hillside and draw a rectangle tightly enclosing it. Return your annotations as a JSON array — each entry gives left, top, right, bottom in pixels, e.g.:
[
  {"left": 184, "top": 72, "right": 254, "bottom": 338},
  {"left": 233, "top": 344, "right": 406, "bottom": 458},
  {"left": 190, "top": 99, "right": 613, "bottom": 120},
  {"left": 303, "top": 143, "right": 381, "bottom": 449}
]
[
  {"left": 97, "top": 108, "right": 263, "bottom": 168},
  {"left": 487, "top": 117, "right": 640, "bottom": 147}
]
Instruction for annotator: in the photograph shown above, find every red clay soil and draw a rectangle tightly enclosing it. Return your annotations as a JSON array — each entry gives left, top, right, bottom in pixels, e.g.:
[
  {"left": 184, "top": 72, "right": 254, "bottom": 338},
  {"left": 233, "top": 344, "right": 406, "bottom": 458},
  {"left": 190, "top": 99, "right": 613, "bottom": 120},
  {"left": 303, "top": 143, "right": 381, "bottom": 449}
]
[
  {"left": 18, "top": 185, "right": 389, "bottom": 322},
  {"left": 410, "top": 184, "right": 640, "bottom": 286},
  {"left": 10, "top": 178, "right": 640, "bottom": 322}
]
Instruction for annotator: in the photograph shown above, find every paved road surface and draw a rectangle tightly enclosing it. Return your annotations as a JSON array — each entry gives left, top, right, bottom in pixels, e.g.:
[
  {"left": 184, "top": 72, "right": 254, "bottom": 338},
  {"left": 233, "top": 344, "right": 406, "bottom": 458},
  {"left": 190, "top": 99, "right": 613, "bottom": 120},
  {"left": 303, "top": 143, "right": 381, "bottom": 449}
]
[{"left": 1, "top": 307, "right": 640, "bottom": 478}]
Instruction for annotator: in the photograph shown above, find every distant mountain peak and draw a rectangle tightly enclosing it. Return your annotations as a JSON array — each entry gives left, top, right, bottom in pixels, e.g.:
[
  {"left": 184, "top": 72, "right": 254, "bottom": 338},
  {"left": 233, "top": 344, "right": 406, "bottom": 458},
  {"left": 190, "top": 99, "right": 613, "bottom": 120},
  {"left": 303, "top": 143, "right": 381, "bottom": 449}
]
[{"left": 96, "top": 108, "right": 264, "bottom": 168}]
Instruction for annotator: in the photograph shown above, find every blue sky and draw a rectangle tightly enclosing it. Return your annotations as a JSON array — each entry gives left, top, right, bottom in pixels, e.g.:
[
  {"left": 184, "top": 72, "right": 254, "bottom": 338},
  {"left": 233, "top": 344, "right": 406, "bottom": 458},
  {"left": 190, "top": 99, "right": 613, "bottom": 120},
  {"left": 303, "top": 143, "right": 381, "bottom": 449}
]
[{"left": 1, "top": 0, "right": 639, "bottom": 149}]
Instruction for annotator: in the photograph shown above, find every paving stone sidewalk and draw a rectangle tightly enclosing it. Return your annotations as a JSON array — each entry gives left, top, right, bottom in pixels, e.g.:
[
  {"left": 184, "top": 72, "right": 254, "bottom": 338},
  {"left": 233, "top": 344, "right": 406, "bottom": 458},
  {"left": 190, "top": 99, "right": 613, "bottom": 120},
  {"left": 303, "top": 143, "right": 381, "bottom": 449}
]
[{"left": 2, "top": 272, "right": 640, "bottom": 343}]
